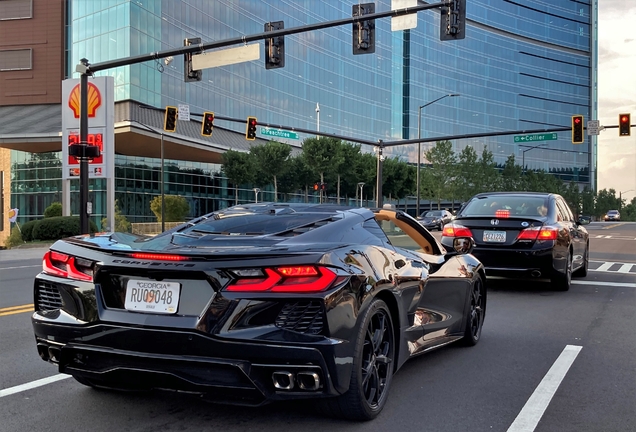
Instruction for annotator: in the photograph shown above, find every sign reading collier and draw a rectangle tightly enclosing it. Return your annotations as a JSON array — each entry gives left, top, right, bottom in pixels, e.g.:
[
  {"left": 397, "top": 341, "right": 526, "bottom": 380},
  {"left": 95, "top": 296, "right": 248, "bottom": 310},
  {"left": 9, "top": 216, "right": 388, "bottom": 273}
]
[{"left": 61, "top": 77, "right": 114, "bottom": 181}]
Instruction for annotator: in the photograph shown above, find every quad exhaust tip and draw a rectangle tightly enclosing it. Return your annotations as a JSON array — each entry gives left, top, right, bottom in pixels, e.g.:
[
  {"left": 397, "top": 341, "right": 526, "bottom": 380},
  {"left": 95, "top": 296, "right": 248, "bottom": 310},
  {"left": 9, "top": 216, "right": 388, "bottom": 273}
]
[{"left": 272, "top": 370, "right": 321, "bottom": 391}]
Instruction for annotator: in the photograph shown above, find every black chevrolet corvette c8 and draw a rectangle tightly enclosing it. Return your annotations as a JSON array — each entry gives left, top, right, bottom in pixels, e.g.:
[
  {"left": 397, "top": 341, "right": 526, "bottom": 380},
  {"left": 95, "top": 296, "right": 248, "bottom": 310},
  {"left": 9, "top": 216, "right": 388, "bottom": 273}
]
[{"left": 32, "top": 203, "right": 486, "bottom": 421}]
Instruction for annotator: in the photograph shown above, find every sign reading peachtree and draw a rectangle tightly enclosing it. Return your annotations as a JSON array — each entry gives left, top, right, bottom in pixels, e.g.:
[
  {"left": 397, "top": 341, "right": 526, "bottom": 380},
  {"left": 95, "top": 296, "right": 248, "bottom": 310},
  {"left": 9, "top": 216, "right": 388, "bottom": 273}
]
[
  {"left": 260, "top": 127, "right": 299, "bottom": 140},
  {"left": 513, "top": 133, "right": 558, "bottom": 143}
]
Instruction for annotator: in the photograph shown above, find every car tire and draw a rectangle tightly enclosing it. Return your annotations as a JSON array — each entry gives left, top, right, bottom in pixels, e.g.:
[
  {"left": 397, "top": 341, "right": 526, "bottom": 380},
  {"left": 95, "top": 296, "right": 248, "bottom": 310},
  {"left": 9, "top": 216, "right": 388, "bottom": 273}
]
[
  {"left": 316, "top": 299, "right": 395, "bottom": 421},
  {"left": 551, "top": 252, "right": 572, "bottom": 291},
  {"left": 573, "top": 243, "right": 589, "bottom": 278},
  {"left": 460, "top": 275, "right": 486, "bottom": 346}
]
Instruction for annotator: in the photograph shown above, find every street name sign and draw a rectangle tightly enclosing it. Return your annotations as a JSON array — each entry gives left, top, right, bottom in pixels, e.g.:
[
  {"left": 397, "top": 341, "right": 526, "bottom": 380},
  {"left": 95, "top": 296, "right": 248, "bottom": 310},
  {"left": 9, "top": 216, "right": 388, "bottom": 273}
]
[
  {"left": 514, "top": 133, "right": 558, "bottom": 143},
  {"left": 260, "top": 127, "right": 299, "bottom": 140}
]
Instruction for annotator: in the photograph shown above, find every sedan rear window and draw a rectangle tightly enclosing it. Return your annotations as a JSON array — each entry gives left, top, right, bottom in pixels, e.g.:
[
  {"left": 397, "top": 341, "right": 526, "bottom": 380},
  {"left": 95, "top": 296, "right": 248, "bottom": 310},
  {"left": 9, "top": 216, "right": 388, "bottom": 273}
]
[{"left": 460, "top": 196, "right": 549, "bottom": 217}]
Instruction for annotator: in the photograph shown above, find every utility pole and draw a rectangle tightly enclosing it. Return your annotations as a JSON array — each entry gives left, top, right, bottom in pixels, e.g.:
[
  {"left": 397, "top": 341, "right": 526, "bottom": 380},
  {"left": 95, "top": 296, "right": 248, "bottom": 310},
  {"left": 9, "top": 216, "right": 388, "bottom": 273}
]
[{"left": 78, "top": 59, "right": 91, "bottom": 234}]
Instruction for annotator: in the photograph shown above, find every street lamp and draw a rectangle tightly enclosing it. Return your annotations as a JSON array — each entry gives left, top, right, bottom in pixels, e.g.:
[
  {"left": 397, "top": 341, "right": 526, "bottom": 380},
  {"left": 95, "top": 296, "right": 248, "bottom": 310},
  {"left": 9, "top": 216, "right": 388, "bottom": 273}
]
[
  {"left": 417, "top": 94, "right": 460, "bottom": 216},
  {"left": 619, "top": 189, "right": 634, "bottom": 211},
  {"left": 521, "top": 143, "right": 548, "bottom": 174},
  {"left": 123, "top": 118, "right": 166, "bottom": 232},
  {"left": 315, "top": 103, "right": 320, "bottom": 138},
  {"left": 357, "top": 182, "right": 365, "bottom": 207},
  {"left": 253, "top": 187, "right": 261, "bottom": 203}
]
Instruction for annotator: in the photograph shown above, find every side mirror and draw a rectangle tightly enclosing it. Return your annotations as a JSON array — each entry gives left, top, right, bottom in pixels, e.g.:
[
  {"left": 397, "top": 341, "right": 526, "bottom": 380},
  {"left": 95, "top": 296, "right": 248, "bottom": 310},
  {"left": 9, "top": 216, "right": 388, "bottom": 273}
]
[
  {"left": 453, "top": 237, "right": 475, "bottom": 255},
  {"left": 578, "top": 216, "right": 591, "bottom": 225}
]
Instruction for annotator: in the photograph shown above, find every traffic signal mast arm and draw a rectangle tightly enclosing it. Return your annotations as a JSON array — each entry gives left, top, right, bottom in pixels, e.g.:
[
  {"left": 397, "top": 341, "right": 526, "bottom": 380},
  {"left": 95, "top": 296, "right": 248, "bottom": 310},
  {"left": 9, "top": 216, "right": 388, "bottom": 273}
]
[{"left": 82, "top": 2, "right": 447, "bottom": 74}]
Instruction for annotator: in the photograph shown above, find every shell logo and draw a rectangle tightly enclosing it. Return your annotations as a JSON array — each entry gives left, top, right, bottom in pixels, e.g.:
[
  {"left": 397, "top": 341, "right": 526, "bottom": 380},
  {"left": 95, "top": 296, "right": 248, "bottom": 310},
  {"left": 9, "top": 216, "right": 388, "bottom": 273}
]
[{"left": 68, "top": 83, "right": 102, "bottom": 118}]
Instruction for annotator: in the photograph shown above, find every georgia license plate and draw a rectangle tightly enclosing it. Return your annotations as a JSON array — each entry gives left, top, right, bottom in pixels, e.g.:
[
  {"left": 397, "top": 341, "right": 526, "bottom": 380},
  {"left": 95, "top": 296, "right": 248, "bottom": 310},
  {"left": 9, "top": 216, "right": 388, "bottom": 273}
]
[
  {"left": 483, "top": 230, "right": 506, "bottom": 243},
  {"left": 124, "top": 279, "right": 180, "bottom": 314}
]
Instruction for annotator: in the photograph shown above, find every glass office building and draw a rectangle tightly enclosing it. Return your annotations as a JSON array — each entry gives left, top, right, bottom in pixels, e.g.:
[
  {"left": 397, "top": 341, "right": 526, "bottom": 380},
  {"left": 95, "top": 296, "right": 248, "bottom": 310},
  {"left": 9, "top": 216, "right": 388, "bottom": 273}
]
[{"left": 11, "top": 0, "right": 596, "bottom": 226}]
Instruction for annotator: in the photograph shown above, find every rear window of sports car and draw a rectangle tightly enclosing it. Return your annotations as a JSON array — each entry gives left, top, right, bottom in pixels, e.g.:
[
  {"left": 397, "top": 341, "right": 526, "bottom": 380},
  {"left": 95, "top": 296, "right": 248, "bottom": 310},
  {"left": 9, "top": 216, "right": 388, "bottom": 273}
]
[{"left": 185, "top": 213, "right": 333, "bottom": 235}]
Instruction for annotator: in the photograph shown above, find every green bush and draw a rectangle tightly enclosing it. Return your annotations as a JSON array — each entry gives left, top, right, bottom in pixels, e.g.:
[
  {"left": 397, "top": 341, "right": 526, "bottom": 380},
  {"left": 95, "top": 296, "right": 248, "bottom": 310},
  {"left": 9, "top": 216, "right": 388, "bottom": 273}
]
[
  {"left": 20, "top": 220, "right": 39, "bottom": 242},
  {"left": 31, "top": 216, "right": 97, "bottom": 241},
  {"left": 44, "top": 202, "right": 63, "bottom": 218},
  {"left": 4, "top": 226, "right": 23, "bottom": 249}
]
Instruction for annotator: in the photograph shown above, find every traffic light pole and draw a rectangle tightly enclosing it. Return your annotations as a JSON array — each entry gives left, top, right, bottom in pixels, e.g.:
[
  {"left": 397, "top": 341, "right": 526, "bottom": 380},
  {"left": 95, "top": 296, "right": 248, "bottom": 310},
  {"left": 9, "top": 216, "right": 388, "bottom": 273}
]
[{"left": 79, "top": 59, "right": 90, "bottom": 235}]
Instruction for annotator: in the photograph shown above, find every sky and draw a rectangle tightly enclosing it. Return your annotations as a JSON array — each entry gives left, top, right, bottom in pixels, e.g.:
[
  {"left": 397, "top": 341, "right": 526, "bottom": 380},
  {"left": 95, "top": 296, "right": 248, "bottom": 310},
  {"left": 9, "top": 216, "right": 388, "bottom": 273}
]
[{"left": 597, "top": 0, "right": 636, "bottom": 203}]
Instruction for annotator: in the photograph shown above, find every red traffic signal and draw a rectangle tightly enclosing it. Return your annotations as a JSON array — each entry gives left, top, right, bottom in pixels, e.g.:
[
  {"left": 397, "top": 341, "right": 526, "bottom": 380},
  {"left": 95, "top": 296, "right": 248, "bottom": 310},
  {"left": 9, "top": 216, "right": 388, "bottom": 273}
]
[
  {"left": 201, "top": 112, "right": 214, "bottom": 137},
  {"left": 246, "top": 117, "right": 257, "bottom": 140},
  {"left": 619, "top": 113, "right": 631, "bottom": 136},
  {"left": 571, "top": 115, "right": 584, "bottom": 144},
  {"left": 321, "top": 183, "right": 327, "bottom": 190},
  {"left": 313, "top": 183, "right": 319, "bottom": 191}
]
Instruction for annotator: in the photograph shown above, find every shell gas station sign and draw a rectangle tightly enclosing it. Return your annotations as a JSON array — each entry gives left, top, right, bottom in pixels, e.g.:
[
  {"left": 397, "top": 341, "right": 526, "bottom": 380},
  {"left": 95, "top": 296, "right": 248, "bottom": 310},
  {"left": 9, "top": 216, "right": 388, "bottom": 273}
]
[{"left": 61, "top": 77, "right": 114, "bottom": 180}]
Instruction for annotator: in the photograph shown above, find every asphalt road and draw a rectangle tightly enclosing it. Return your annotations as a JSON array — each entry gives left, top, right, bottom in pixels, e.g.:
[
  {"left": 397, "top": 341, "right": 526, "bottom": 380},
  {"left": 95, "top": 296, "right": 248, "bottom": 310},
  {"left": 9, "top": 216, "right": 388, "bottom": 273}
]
[{"left": 0, "top": 223, "right": 634, "bottom": 432}]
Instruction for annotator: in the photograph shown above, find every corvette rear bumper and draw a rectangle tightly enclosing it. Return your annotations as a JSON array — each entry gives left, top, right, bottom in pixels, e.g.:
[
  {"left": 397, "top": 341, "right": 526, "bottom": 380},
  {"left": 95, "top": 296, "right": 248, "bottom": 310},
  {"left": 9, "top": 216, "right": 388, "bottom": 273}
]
[{"left": 32, "top": 318, "right": 348, "bottom": 405}]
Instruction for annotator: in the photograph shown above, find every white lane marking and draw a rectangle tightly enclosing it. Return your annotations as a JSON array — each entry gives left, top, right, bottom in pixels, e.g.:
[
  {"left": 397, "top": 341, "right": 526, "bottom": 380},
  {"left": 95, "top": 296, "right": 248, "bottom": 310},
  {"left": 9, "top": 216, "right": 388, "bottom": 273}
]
[
  {"left": 604, "top": 235, "right": 613, "bottom": 239},
  {"left": 617, "top": 264, "right": 634, "bottom": 273},
  {"left": 507, "top": 345, "right": 582, "bottom": 432},
  {"left": 594, "top": 262, "right": 616, "bottom": 272},
  {"left": 0, "top": 374, "right": 71, "bottom": 398},
  {"left": 573, "top": 280, "right": 636, "bottom": 288},
  {"left": 0, "top": 265, "right": 41, "bottom": 270}
]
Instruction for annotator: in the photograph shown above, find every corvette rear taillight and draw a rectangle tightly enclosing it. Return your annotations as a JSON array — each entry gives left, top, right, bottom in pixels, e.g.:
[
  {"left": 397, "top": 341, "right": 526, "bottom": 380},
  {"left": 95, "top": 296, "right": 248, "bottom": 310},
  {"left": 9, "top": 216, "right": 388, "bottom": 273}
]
[
  {"left": 42, "top": 251, "right": 94, "bottom": 281},
  {"left": 130, "top": 253, "right": 190, "bottom": 261},
  {"left": 226, "top": 266, "right": 338, "bottom": 293},
  {"left": 516, "top": 226, "right": 558, "bottom": 241},
  {"left": 442, "top": 224, "right": 473, "bottom": 238}
]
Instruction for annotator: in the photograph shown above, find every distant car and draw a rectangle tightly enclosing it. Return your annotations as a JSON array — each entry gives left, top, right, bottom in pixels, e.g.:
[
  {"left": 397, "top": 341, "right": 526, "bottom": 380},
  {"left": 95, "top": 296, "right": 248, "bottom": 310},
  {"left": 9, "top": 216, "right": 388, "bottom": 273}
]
[
  {"left": 604, "top": 210, "right": 620, "bottom": 221},
  {"left": 417, "top": 210, "right": 453, "bottom": 231},
  {"left": 31, "top": 203, "right": 486, "bottom": 421},
  {"left": 440, "top": 192, "right": 590, "bottom": 291}
]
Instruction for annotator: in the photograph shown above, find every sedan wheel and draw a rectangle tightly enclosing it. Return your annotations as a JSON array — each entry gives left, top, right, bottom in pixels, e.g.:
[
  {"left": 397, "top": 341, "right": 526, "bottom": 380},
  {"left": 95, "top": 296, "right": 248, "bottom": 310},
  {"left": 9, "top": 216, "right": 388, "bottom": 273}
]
[
  {"left": 317, "top": 299, "right": 394, "bottom": 421},
  {"left": 551, "top": 252, "right": 572, "bottom": 291},
  {"left": 461, "top": 275, "right": 486, "bottom": 346},
  {"left": 573, "top": 243, "right": 589, "bottom": 278}
]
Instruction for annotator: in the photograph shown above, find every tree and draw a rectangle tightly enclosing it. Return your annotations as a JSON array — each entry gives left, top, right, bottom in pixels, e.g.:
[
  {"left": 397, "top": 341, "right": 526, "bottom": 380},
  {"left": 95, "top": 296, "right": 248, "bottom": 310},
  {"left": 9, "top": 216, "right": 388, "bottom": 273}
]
[
  {"left": 250, "top": 140, "right": 292, "bottom": 202},
  {"left": 580, "top": 186, "right": 595, "bottom": 216},
  {"left": 222, "top": 149, "right": 256, "bottom": 205},
  {"left": 423, "top": 140, "right": 457, "bottom": 209},
  {"left": 382, "top": 157, "right": 415, "bottom": 204},
  {"left": 302, "top": 137, "right": 343, "bottom": 201},
  {"left": 333, "top": 141, "right": 360, "bottom": 203},
  {"left": 101, "top": 200, "right": 131, "bottom": 232},
  {"left": 44, "top": 202, "right": 62, "bottom": 218},
  {"left": 456, "top": 146, "right": 480, "bottom": 201},
  {"left": 501, "top": 155, "right": 523, "bottom": 191},
  {"left": 476, "top": 148, "right": 500, "bottom": 192},
  {"left": 150, "top": 195, "right": 190, "bottom": 222},
  {"left": 354, "top": 152, "right": 377, "bottom": 205},
  {"left": 595, "top": 188, "right": 621, "bottom": 219}
]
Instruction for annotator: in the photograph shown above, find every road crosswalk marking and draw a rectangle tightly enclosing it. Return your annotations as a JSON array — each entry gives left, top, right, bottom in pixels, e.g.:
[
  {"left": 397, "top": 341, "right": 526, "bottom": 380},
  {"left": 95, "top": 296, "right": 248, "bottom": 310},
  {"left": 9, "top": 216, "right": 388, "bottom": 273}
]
[{"left": 589, "top": 261, "right": 636, "bottom": 274}]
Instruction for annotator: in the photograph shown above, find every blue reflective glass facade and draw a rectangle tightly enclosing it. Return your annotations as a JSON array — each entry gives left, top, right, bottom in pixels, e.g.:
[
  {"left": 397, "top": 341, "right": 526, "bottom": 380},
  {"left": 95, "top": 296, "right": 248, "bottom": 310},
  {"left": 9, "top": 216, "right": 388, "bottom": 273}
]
[{"left": 66, "top": 0, "right": 595, "bottom": 193}]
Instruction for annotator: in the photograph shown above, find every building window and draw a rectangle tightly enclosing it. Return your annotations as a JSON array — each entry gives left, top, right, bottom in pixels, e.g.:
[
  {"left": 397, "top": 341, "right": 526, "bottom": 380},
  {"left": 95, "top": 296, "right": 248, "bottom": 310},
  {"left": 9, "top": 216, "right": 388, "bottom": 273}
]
[
  {"left": 0, "top": 49, "right": 32, "bottom": 71},
  {"left": 0, "top": 0, "right": 32, "bottom": 20}
]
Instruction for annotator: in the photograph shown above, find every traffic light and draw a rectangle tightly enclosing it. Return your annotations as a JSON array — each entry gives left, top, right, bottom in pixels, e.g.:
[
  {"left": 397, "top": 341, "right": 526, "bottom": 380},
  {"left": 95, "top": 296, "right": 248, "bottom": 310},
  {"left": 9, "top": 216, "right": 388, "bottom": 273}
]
[
  {"left": 321, "top": 183, "right": 327, "bottom": 191},
  {"left": 246, "top": 117, "right": 257, "bottom": 140},
  {"left": 164, "top": 106, "right": 178, "bottom": 132},
  {"left": 184, "top": 37, "right": 202, "bottom": 82},
  {"left": 619, "top": 113, "right": 631, "bottom": 136},
  {"left": 265, "top": 21, "right": 285, "bottom": 69},
  {"left": 201, "top": 112, "right": 214, "bottom": 137},
  {"left": 352, "top": 3, "right": 375, "bottom": 55},
  {"left": 313, "top": 183, "right": 319, "bottom": 191},
  {"left": 440, "top": 0, "right": 466, "bottom": 41},
  {"left": 571, "top": 114, "right": 584, "bottom": 144}
]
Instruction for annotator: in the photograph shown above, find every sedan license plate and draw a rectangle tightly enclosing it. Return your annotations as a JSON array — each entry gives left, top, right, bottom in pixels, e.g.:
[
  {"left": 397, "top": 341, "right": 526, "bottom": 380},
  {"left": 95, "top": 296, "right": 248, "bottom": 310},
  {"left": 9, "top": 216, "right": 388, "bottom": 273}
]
[
  {"left": 483, "top": 230, "right": 506, "bottom": 243},
  {"left": 124, "top": 279, "right": 180, "bottom": 314}
]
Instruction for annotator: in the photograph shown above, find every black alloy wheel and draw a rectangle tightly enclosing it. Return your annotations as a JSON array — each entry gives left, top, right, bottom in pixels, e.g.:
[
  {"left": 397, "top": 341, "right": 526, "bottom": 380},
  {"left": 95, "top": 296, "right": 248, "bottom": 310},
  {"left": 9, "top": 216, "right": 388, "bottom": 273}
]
[
  {"left": 573, "top": 243, "right": 589, "bottom": 278},
  {"left": 552, "top": 252, "right": 572, "bottom": 291},
  {"left": 461, "top": 275, "right": 485, "bottom": 346},
  {"left": 317, "top": 299, "right": 395, "bottom": 421}
]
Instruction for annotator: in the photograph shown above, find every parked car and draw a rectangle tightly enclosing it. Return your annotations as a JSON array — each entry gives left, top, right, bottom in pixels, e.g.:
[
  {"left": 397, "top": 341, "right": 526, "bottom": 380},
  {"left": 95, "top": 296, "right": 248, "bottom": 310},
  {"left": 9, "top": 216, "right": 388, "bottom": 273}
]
[
  {"left": 440, "top": 192, "right": 590, "bottom": 291},
  {"left": 604, "top": 210, "right": 621, "bottom": 221},
  {"left": 31, "top": 203, "right": 486, "bottom": 421},
  {"left": 417, "top": 209, "right": 453, "bottom": 231}
]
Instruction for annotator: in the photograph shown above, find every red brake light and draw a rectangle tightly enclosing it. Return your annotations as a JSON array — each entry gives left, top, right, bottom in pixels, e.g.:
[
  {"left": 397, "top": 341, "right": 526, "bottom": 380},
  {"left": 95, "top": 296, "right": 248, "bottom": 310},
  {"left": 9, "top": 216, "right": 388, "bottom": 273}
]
[
  {"left": 494, "top": 209, "right": 510, "bottom": 218},
  {"left": 42, "top": 251, "right": 93, "bottom": 281},
  {"left": 130, "top": 253, "right": 189, "bottom": 261},
  {"left": 516, "top": 227, "right": 558, "bottom": 242},
  {"left": 442, "top": 224, "right": 473, "bottom": 238},
  {"left": 226, "top": 266, "right": 338, "bottom": 293}
]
